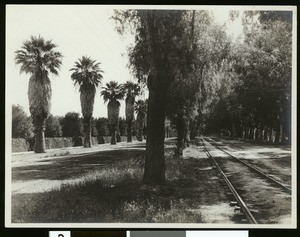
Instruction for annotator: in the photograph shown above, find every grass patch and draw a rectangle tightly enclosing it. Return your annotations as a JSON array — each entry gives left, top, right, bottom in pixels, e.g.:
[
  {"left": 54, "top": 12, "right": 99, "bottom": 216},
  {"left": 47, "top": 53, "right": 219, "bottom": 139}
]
[{"left": 12, "top": 141, "right": 226, "bottom": 223}]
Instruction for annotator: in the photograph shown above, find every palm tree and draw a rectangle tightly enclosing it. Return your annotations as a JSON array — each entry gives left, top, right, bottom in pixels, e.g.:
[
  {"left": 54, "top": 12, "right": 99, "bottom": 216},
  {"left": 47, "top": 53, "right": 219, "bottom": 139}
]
[
  {"left": 15, "top": 35, "right": 62, "bottom": 153},
  {"left": 121, "top": 81, "right": 140, "bottom": 142},
  {"left": 70, "top": 56, "right": 103, "bottom": 148},
  {"left": 101, "top": 81, "right": 124, "bottom": 144},
  {"left": 135, "top": 99, "right": 147, "bottom": 142}
]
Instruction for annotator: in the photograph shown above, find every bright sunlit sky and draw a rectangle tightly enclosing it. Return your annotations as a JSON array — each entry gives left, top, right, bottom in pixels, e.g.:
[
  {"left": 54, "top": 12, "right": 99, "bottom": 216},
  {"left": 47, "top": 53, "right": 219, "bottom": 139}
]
[{"left": 6, "top": 5, "right": 245, "bottom": 118}]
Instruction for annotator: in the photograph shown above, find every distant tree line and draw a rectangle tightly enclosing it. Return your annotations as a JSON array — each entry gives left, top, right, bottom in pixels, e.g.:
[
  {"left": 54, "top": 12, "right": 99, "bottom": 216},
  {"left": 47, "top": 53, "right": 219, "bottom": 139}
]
[
  {"left": 196, "top": 11, "right": 292, "bottom": 144},
  {"left": 12, "top": 105, "right": 144, "bottom": 142}
]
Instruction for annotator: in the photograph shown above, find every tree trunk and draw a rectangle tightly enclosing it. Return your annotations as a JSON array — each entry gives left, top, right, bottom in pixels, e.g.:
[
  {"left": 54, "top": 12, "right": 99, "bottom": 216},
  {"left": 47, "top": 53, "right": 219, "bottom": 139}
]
[
  {"left": 189, "top": 119, "right": 197, "bottom": 140},
  {"left": 269, "top": 129, "right": 273, "bottom": 143},
  {"left": 127, "top": 120, "right": 132, "bottom": 142},
  {"left": 80, "top": 88, "right": 95, "bottom": 147},
  {"left": 136, "top": 112, "right": 144, "bottom": 142},
  {"left": 183, "top": 115, "right": 190, "bottom": 147},
  {"left": 175, "top": 114, "right": 184, "bottom": 158},
  {"left": 33, "top": 118, "right": 46, "bottom": 153},
  {"left": 83, "top": 117, "right": 92, "bottom": 148},
  {"left": 279, "top": 124, "right": 283, "bottom": 143},
  {"left": 108, "top": 101, "right": 120, "bottom": 145},
  {"left": 28, "top": 73, "right": 51, "bottom": 153},
  {"left": 137, "top": 130, "right": 143, "bottom": 141},
  {"left": 125, "top": 96, "right": 134, "bottom": 143},
  {"left": 253, "top": 128, "right": 256, "bottom": 140},
  {"left": 143, "top": 80, "right": 167, "bottom": 185},
  {"left": 116, "top": 126, "right": 121, "bottom": 142},
  {"left": 111, "top": 128, "right": 116, "bottom": 145}
]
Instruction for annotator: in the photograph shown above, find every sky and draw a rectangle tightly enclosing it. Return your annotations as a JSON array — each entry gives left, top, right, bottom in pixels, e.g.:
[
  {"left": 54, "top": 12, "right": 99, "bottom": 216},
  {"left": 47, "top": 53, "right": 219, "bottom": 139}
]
[{"left": 6, "top": 5, "right": 244, "bottom": 118}]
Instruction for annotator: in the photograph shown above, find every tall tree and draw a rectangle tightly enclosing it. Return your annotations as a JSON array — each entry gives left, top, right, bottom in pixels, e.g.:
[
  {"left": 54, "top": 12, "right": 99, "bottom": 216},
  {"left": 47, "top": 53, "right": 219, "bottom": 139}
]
[
  {"left": 70, "top": 56, "right": 103, "bottom": 148},
  {"left": 15, "top": 36, "right": 62, "bottom": 153},
  {"left": 114, "top": 10, "right": 196, "bottom": 185},
  {"left": 122, "top": 81, "right": 140, "bottom": 142},
  {"left": 101, "top": 81, "right": 124, "bottom": 145}
]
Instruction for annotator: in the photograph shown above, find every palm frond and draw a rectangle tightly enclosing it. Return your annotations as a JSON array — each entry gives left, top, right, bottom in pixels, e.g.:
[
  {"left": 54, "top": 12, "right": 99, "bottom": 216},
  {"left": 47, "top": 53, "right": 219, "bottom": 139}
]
[
  {"left": 134, "top": 99, "right": 147, "bottom": 113},
  {"left": 15, "top": 35, "right": 62, "bottom": 77},
  {"left": 121, "top": 81, "right": 141, "bottom": 98},
  {"left": 101, "top": 81, "right": 124, "bottom": 104},
  {"left": 70, "top": 56, "right": 104, "bottom": 92}
]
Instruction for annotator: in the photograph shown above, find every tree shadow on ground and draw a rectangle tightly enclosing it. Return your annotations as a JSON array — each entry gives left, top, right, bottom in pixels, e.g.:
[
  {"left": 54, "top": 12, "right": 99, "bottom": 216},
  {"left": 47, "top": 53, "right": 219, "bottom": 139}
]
[{"left": 12, "top": 148, "right": 146, "bottom": 182}]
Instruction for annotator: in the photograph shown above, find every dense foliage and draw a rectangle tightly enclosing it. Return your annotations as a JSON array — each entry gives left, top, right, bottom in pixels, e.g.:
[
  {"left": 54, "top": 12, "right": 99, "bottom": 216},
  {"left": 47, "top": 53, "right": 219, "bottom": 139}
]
[
  {"left": 199, "top": 11, "right": 292, "bottom": 144},
  {"left": 12, "top": 104, "right": 33, "bottom": 139},
  {"left": 61, "top": 112, "right": 83, "bottom": 138},
  {"left": 45, "top": 114, "right": 63, "bottom": 137}
]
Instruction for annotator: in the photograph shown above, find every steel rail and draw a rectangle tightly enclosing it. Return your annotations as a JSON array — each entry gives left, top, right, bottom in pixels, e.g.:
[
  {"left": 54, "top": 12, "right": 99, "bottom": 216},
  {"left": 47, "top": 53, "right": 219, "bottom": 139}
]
[
  {"left": 200, "top": 138, "right": 258, "bottom": 224},
  {"left": 203, "top": 137, "right": 292, "bottom": 195}
]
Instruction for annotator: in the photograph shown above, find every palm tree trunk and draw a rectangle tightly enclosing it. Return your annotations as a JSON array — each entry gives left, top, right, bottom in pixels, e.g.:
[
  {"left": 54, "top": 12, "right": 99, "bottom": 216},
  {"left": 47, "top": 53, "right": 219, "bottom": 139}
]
[
  {"left": 125, "top": 97, "right": 134, "bottom": 143},
  {"left": 108, "top": 101, "right": 120, "bottom": 145},
  {"left": 28, "top": 74, "right": 51, "bottom": 153},
  {"left": 111, "top": 128, "right": 117, "bottom": 145},
  {"left": 83, "top": 117, "right": 92, "bottom": 147},
  {"left": 33, "top": 118, "right": 46, "bottom": 153},
  {"left": 127, "top": 120, "right": 132, "bottom": 142},
  {"left": 116, "top": 126, "right": 121, "bottom": 142},
  {"left": 136, "top": 112, "right": 144, "bottom": 142},
  {"left": 80, "top": 89, "right": 95, "bottom": 148}
]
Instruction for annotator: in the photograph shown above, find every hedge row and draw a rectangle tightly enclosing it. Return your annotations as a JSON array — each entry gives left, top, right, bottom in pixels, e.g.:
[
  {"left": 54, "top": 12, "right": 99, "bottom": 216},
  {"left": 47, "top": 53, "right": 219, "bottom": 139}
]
[
  {"left": 12, "top": 138, "right": 30, "bottom": 153},
  {"left": 11, "top": 136, "right": 137, "bottom": 153}
]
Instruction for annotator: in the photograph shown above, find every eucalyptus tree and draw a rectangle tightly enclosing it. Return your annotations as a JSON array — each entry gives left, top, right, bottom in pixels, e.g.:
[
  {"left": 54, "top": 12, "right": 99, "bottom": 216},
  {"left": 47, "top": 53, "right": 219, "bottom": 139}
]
[
  {"left": 15, "top": 35, "right": 62, "bottom": 153},
  {"left": 101, "top": 81, "right": 124, "bottom": 145},
  {"left": 122, "top": 81, "right": 140, "bottom": 142},
  {"left": 197, "top": 11, "right": 293, "bottom": 144},
  {"left": 70, "top": 56, "right": 103, "bottom": 147},
  {"left": 232, "top": 10, "right": 293, "bottom": 143},
  {"left": 166, "top": 11, "right": 226, "bottom": 158},
  {"left": 134, "top": 99, "right": 147, "bottom": 142},
  {"left": 114, "top": 10, "right": 201, "bottom": 184}
]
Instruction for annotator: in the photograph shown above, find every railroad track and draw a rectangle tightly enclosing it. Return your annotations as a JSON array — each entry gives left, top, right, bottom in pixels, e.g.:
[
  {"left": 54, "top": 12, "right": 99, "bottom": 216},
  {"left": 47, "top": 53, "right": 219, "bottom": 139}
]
[
  {"left": 198, "top": 137, "right": 291, "bottom": 224},
  {"left": 208, "top": 137, "right": 291, "bottom": 170},
  {"left": 203, "top": 137, "right": 291, "bottom": 195}
]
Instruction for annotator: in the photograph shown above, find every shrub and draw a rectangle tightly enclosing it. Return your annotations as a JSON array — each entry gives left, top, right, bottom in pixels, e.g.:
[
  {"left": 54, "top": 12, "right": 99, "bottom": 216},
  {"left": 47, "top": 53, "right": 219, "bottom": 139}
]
[
  {"left": 45, "top": 114, "right": 62, "bottom": 137},
  {"left": 12, "top": 104, "right": 33, "bottom": 139},
  {"left": 61, "top": 112, "right": 83, "bottom": 137}
]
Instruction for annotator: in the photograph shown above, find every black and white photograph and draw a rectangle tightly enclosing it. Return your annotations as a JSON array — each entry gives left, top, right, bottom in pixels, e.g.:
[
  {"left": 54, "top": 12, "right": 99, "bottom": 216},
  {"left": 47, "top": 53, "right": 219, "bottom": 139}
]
[{"left": 5, "top": 5, "right": 297, "bottom": 228}]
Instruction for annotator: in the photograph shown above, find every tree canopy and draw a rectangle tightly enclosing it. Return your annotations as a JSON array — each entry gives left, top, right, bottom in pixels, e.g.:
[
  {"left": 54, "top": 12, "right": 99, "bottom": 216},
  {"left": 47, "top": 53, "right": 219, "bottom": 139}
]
[{"left": 15, "top": 35, "right": 62, "bottom": 76}]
